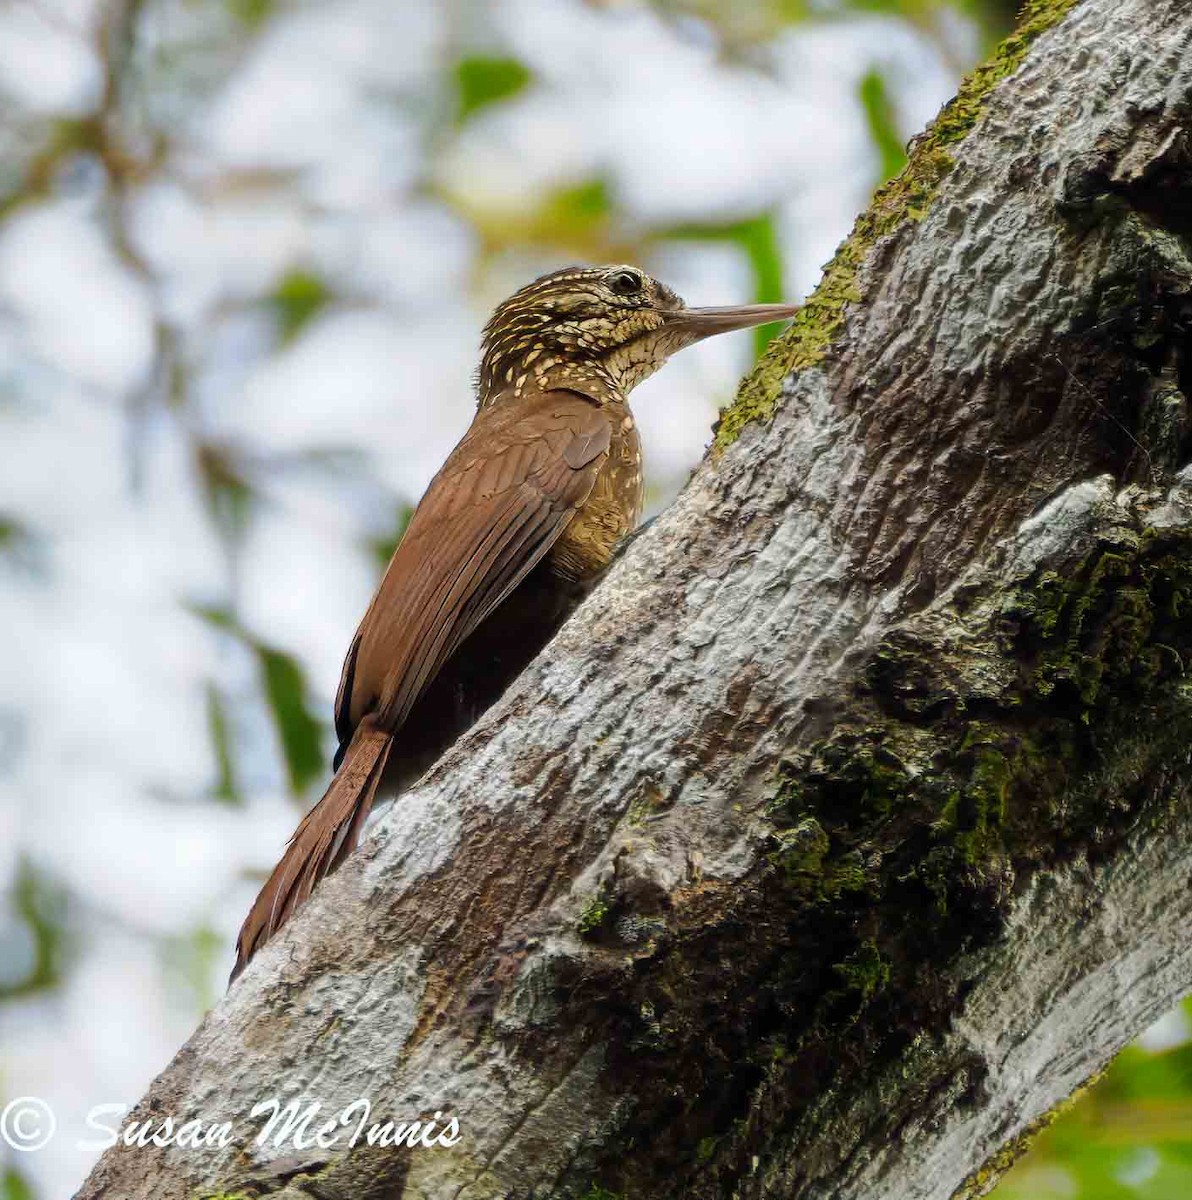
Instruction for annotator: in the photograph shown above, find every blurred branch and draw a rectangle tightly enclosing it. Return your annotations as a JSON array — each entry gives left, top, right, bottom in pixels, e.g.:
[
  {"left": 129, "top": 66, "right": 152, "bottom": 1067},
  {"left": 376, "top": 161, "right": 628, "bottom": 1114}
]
[{"left": 92, "top": 0, "right": 180, "bottom": 490}]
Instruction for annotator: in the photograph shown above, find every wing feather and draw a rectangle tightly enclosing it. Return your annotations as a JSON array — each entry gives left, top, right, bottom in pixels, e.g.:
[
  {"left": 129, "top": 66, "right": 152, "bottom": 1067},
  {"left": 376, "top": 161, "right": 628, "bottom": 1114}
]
[
  {"left": 335, "top": 389, "right": 611, "bottom": 750},
  {"left": 236, "top": 389, "right": 609, "bottom": 980}
]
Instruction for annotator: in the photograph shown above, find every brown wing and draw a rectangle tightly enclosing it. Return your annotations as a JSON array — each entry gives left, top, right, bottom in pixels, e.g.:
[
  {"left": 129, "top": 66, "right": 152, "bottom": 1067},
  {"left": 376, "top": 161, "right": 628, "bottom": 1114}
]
[
  {"left": 334, "top": 388, "right": 611, "bottom": 750},
  {"left": 232, "top": 389, "right": 610, "bottom": 981}
]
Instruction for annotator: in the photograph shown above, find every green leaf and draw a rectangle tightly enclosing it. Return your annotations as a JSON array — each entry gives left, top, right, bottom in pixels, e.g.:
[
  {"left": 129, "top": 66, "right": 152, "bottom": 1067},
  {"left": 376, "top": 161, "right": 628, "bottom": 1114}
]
[
  {"left": 944, "top": 0, "right": 1020, "bottom": 48},
  {"left": 0, "top": 514, "right": 40, "bottom": 572},
  {"left": 227, "top": 0, "right": 273, "bottom": 30},
  {"left": 258, "top": 645, "right": 325, "bottom": 795},
  {"left": 455, "top": 56, "right": 533, "bottom": 124},
  {"left": 368, "top": 502, "right": 415, "bottom": 572},
  {"left": 738, "top": 213, "right": 787, "bottom": 357},
  {"left": 547, "top": 177, "right": 613, "bottom": 225},
  {"left": 859, "top": 68, "right": 908, "bottom": 185},
  {"left": 268, "top": 270, "right": 332, "bottom": 343},
  {"left": 160, "top": 924, "right": 223, "bottom": 1016},
  {"left": 995, "top": 1014, "right": 1192, "bottom": 1200},
  {"left": 189, "top": 602, "right": 237, "bottom": 633},
  {"left": 194, "top": 443, "right": 255, "bottom": 547},
  {"left": 0, "top": 858, "right": 69, "bottom": 1000},
  {"left": 441, "top": 172, "right": 616, "bottom": 255},
  {"left": 1, "top": 1167, "right": 37, "bottom": 1200},
  {"left": 662, "top": 211, "right": 788, "bottom": 356},
  {"left": 205, "top": 683, "right": 242, "bottom": 806},
  {"left": 190, "top": 605, "right": 327, "bottom": 797}
]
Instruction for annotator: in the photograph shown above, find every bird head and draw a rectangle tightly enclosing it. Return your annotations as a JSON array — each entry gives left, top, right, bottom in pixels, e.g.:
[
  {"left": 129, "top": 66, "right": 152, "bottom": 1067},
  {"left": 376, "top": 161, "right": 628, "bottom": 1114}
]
[{"left": 477, "top": 264, "right": 798, "bottom": 406}]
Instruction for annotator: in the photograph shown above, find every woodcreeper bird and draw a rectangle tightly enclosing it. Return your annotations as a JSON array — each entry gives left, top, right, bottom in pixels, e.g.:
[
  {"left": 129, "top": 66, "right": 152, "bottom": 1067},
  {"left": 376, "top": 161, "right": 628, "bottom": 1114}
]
[{"left": 231, "top": 264, "right": 797, "bottom": 980}]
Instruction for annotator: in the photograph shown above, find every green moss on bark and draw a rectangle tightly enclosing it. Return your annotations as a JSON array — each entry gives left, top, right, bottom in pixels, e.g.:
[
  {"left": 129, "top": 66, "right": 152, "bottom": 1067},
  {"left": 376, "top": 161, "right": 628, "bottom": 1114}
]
[
  {"left": 578, "top": 894, "right": 612, "bottom": 936},
  {"left": 762, "top": 523, "right": 1192, "bottom": 1057},
  {"left": 953, "top": 1067, "right": 1108, "bottom": 1200},
  {"left": 713, "top": 0, "right": 1083, "bottom": 451},
  {"left": 589, "top": 517, "right": 1192, "bottom": 1197},
  {"left": 194, "top": 1137, "right": 413, "bottom": 1200},
  {"left": 833, "top": 939, "right": 892, "bottom": 1002}
]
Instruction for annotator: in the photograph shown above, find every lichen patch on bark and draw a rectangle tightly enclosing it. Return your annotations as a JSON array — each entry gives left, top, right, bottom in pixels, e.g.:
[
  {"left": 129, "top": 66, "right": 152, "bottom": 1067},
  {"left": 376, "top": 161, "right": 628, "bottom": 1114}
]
[{"left": 714, "top": 0, "right": 1084, "bottom": 451}]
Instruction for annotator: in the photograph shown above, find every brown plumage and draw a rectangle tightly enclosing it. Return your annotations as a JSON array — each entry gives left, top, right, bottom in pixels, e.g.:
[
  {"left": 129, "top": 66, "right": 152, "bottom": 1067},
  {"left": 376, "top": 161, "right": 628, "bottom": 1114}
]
[{"left": 231, "top": 264, "right": 797, "bottom": 981}]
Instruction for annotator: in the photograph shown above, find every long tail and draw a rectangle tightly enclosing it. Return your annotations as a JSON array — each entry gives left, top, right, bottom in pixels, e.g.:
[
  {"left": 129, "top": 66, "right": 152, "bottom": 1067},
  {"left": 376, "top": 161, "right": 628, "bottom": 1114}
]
[{"left": 230, "top": 720, "right": 392, "bottom": 983}]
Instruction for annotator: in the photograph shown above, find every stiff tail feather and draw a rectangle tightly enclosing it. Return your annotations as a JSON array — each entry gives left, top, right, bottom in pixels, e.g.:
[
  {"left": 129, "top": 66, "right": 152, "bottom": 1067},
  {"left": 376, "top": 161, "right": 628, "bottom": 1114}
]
[{"left": 230, "top": 720, "right": 392, "bottom": 983}]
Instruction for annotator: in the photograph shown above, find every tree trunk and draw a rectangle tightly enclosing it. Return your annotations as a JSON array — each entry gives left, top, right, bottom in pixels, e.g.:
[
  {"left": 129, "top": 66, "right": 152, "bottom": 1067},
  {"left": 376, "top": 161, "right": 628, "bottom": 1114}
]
[{"left": 77, "top": 1, "right": 1192, "bottom": 1197}]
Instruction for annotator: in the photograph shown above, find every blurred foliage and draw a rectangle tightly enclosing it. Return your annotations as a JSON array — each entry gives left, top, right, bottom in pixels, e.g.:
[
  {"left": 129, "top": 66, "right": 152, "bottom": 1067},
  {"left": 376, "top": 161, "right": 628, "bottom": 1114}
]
[
  {"left": 258, "top": 643, "right": 326, "bottom": 793},
  {"left": 160, "top": 924, "right": 224, "bottom": 1015},
  {"left": 858, "top": 68, "right": 908, "bottom": 183},
  {"left": 549, "top": 178, "right": 615, "bottom": 232},
  {"left": 368, "top": 503, "right": 416, "bottom": 572},
  {"left": 228, "top": 0, "right": 275, "bottom": 30},
  {"left": 444, "top": 174, "right": 619, "bottom": 261},
  {"left": 0, "top": 518, "right": 20, "bottom": 551},
  {"left": 192, "top": 605, "right": 326, "bottom": 797},
  {"left": 644, "top": 0, "right": 1019, "bottom": 54},
  {"left": 267, "top": 270, "right": 333, "bottom": 344},
  {"left": 0, "top": 117, "right": 105, "bottom": 219},
  {"left": 1, "top": 4, "right": 1187, "bottom": 1199},
  {"left": 0, "top": 517, "right": 38, "bottom": 574},
  {"left": 205, "top": 683, "right": 241, "bottom": 805},
  {"left": 0, "top": 1169, "right": 35, "bottom": 1200},
  {"left": 455, "top": 56, "right": 534, "bottom": 123},
  {"left": 663, "top": 212, "right": 786, "bottom": 356},
  {"left": 994, "top": 1002, "right": 1192, "bottom": 1197},
  {"left": 0, "top": 859, "right": 69, "bottom": 1000},
  {"left": 194, "top": 443, "right": 255, "bottom": 548}
]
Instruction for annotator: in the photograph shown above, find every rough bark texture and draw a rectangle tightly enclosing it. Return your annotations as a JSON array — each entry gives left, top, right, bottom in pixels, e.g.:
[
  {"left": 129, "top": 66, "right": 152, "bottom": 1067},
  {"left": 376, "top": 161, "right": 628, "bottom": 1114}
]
[{"left": 78, "top": 2, "right": 1192, "bottom": 1197}]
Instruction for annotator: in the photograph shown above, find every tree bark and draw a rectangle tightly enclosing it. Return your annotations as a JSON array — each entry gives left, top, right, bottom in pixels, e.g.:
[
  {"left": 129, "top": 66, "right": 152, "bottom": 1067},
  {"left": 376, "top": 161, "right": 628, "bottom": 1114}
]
[{"left": 78, "top": 1, "right": 1192, "bottom": 1197}]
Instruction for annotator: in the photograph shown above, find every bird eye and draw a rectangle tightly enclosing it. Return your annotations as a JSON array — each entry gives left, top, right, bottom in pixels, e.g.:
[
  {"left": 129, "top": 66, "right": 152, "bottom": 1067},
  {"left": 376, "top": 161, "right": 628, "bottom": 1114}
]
[{"left": 608, "top": 269, "right": 643, "bottom": 296}]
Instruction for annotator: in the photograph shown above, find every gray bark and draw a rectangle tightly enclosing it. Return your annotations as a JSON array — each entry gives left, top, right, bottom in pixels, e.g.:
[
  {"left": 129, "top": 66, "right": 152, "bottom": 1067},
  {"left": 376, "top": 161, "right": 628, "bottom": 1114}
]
[{"left": 77, "top": 1, "right": 1192, "bottom": 1197}]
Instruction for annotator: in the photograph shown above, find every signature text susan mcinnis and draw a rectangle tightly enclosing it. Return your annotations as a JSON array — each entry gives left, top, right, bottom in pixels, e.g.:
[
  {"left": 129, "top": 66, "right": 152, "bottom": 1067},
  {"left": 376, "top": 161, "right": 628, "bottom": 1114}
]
[{"left": 77, "top": 1097, "right": 461, "bottom": 1153}]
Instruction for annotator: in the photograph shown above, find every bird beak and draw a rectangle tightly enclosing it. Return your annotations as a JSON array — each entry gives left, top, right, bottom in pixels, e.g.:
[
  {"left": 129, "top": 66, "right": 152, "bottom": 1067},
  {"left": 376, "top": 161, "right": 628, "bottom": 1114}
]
[{"left": 659, "top": 302, "right": 800, "bottom": 347}]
